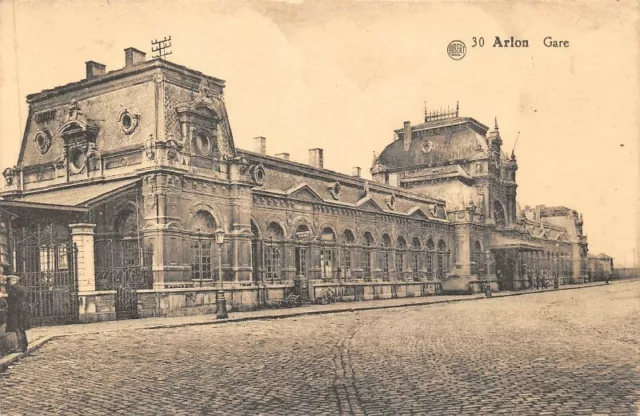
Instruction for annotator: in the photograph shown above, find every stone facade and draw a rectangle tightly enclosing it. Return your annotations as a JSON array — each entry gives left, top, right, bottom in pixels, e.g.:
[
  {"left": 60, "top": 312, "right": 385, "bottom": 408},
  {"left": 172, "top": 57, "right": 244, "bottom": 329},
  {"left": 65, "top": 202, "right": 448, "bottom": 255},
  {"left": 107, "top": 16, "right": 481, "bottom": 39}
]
[{"left": 0, "top": 50, "right": 592, "bottom": 323}]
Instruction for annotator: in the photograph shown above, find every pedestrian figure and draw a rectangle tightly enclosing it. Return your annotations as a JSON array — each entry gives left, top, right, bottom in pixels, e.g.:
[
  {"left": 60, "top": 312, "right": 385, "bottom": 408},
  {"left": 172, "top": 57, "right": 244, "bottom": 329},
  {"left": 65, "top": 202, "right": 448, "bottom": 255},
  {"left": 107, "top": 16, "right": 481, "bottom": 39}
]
[
  {"left": 553, "top": 275, "right": 559, "bottom": 290},
  {"left": 535, "top": 272, "right": 540, "bottom": 290},
  {"left": 484, "top": 281, "right": 492, "bottom": 298},
  {"left": 5, "top": 275, "right": 30, "bottom": 353}
]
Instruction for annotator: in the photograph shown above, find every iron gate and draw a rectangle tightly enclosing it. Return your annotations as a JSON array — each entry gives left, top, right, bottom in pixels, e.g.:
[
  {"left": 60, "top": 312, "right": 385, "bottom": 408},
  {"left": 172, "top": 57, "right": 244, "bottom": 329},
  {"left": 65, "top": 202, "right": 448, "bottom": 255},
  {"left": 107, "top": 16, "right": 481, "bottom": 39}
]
[
  {"left": 12, "top": 226, "right": 79, "bottom": 326},
  {"left": 95, "top": 239, "right": 153, "bottom": 320}
]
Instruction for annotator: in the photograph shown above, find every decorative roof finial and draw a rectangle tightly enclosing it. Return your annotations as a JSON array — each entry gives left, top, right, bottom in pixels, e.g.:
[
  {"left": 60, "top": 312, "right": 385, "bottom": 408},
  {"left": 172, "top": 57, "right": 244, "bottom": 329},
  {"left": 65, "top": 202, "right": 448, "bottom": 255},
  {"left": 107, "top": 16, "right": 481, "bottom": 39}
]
[
  {"left": 494, "top": 117, "right": 499, "bottom": 130},
  {"left": 424, "top": 101, "right": 428, "bottom": 122},
  {"left": 456, "top": 101, "right": 459, "bottom": 117}
]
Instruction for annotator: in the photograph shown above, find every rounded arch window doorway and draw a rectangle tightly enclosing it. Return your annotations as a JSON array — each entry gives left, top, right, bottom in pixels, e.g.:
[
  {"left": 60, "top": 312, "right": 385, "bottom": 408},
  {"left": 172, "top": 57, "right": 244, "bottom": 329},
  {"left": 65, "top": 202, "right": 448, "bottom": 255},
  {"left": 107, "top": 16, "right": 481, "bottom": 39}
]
[
  {"left": 320, "top": 227, "right": 336, "bottom": 280},
  {"left": 294, "top": 224, "right": 311, "bottom": 278},
  {"left": 189, "top": 210, "right": 217, "bottom": 281}
]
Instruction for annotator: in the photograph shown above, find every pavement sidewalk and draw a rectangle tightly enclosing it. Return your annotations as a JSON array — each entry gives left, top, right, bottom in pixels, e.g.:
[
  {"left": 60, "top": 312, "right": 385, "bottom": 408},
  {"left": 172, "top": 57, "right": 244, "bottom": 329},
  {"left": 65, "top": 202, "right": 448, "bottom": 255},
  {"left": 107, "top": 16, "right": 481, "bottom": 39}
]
[{"left": 1, "top": 279, "right": 633, "bottom": 371}]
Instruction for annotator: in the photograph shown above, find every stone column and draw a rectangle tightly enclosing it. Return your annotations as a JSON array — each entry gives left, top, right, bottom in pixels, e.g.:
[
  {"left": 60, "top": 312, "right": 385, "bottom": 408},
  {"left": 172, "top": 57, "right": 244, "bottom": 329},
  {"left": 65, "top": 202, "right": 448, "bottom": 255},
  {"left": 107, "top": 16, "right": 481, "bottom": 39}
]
[
  {"left": 454, "top": 224, "right": 472, "bottom": 276},
  {"left": 70, "top": 224, "right": 96, "bottom": 292}
]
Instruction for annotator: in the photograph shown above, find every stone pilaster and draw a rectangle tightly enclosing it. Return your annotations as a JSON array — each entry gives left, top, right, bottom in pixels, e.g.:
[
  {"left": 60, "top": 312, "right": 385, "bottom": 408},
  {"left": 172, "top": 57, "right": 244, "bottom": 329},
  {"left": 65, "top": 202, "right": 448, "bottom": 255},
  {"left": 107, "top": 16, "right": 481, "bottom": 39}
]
[
  {"left": 70, "top": 223, "right": 96, "bottom": 292},
  {"left": 454, "top": 224, "right": 472, "bottom": 276}
]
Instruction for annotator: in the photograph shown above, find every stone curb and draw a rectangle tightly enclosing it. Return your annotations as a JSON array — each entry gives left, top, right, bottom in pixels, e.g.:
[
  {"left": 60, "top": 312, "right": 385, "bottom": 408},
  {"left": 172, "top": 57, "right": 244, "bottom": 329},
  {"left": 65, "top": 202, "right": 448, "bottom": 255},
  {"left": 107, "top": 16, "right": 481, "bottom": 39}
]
[
  {"left": 0, "top": 335, "right": 57, "bottom": 372},
  {"left": 0, "top": 280, "right": 630, "bottom": 372}
]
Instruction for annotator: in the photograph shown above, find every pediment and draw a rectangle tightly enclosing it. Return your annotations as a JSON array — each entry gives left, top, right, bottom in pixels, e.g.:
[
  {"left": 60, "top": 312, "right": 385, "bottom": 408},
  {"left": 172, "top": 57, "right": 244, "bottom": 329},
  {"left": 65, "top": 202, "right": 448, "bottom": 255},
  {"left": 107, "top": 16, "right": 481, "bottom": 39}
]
[
  {"left": 287, "top": 183, "right": 324, "bottom": 203},
  {"left": 356, "top": 197, "right": 385, "bottom": 213},
  {"left": 407, "top": 206, "right": 430, "bottom": 220}
]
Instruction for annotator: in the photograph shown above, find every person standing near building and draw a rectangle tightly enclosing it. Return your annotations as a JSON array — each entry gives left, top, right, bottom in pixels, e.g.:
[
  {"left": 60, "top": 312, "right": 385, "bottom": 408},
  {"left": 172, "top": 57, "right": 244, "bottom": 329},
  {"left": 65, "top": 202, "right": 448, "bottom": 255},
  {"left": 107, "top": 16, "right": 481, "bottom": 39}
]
[{"left": 5, "top": 275, "right": 30, "bottom": 353}]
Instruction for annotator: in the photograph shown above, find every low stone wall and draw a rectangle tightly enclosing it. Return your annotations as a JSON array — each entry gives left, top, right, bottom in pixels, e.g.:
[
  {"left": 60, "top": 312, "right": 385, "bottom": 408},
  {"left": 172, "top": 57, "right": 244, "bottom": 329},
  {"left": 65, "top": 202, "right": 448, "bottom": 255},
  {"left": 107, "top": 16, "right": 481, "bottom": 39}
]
[
  {"left": 78, "top": 284, "right": 295, "bottom": 322},
  {"left": 309, "top": 280, "right": 441, "bottom": 303},
  {"left": 78, "top": 291, "right": 117, "bottom": 323}
]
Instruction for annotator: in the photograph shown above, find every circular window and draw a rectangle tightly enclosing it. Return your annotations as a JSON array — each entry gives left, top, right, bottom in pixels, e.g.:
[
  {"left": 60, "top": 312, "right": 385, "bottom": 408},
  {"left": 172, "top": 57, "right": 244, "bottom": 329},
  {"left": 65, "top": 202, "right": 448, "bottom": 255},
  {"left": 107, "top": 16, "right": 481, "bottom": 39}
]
[
  {"left": 195, "top": 132, "right": 212, "bottom": 155},
  {"left": 69, "top": 147, "right": 86, "bottom": 174},
  {"left": 251, "top": 164, "right": 265, "bottom": 185},
  {"left": 119, "top": 109, "right": 139, "bottom": 135},
  {"left": 421, "top": 140, "right": 434, "bottom": 153},
  {"left": 122, "top": 114, "right": 132, "bottom": 130},
  {"left": 34, "top": 130, "right": 52, "bottom": 155}
]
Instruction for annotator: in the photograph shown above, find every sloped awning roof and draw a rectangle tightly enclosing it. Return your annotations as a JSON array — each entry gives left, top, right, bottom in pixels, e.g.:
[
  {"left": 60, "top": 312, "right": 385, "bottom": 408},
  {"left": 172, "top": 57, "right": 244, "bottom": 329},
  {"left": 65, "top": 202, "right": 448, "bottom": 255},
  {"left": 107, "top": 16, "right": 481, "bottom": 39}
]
[
  {"left": 0, "top": 178, "right": 140, "bottom": 213},
  {"left": 491, "top": 235, "right": 544, "bottom": 251}
]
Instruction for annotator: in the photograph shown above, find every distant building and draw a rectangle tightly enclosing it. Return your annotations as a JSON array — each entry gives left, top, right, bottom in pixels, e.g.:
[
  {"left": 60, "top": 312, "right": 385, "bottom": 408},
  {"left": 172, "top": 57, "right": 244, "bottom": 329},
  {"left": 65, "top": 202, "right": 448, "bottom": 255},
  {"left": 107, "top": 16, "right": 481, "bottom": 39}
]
[
  {"left": 588, "top": 253, "right": 614, "bottom": 280},
  {"left": 0, "top": 49, "right": 592, "bottom": 324}
]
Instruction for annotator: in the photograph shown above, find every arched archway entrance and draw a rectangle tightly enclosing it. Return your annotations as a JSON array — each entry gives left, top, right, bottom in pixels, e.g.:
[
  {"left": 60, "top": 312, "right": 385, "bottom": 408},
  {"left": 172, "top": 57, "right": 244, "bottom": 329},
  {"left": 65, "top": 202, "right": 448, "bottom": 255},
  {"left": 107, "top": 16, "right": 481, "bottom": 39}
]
[
  {"left": 320, "top": 227, "right": 337, "bottom": 280},
  {"left": 294, "top": 224, "right": 311, "bottom": 278}
]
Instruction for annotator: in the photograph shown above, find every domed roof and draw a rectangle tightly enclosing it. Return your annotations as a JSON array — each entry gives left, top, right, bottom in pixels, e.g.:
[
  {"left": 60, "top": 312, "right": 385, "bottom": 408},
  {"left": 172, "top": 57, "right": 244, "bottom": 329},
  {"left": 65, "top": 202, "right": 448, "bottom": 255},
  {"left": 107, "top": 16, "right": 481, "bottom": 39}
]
[{"left": 377, "top": 117, "right": 490, "bottom": 171}]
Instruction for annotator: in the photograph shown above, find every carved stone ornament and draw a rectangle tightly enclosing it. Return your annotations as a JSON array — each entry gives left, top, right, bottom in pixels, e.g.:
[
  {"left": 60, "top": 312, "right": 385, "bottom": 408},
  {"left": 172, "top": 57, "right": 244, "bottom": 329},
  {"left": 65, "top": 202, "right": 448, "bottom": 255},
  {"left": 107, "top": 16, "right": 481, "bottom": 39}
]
[
  {"left": 64, "top": 99, "right": 84, "bottom": 124},
  {"left": 2, "top": 167, "right": 16, "bottom": 186},
  {"left": 250, "top": 163, "right": 266, "bottom": 186},
  {"left": 197, "top": 78, "right": 212, "bottom": 100},
  {"left": 86, "top": 142, "right": 101, "bottom": 171},
  {"left": 119, "top": 108, "right": 140, "bottom": 135},
  {"left": 34, "top": 129, "right": 53, "bottom": 155},
  {"left": 386, "top": 194, "right": 396, "bottom": 210},
  {"left": 145, "top": 134, "right": 156, "bottom": 160},
  {"left": 328, "top": 181, "right": 341, "bottom": 200}
]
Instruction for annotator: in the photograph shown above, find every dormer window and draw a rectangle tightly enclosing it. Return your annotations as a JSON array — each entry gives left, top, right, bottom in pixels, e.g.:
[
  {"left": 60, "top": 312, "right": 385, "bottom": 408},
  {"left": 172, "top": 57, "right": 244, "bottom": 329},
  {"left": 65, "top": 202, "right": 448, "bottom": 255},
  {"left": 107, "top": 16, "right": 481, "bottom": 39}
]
[{"left": 69, "top": 147, "right": 87, "bottom": 174}]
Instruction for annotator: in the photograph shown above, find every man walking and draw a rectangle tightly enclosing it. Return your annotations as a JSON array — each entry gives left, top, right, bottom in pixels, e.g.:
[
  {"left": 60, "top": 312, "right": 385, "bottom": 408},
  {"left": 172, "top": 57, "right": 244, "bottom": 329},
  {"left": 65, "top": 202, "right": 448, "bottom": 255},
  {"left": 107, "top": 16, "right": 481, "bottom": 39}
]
[{"left": 5, "top": 275, "right": 30, "bottom": 353}]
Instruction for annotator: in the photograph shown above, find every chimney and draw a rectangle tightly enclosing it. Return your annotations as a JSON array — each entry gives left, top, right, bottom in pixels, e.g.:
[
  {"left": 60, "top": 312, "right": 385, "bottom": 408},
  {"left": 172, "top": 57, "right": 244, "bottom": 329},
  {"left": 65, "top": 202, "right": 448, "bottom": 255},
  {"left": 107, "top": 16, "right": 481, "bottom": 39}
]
[
  {"left": 403, "top": 121, "right": 411, "bottom": 151},
  {"left": 352, "top": 167, "right": 361, "bottom": 178},
  {"left": 253, "top": 137, "right": 266, "bottom": 155},
  {"left": 85, "top": 61, "right": 106, "bottom": 79},
  {"left": 275, "top": 153, "right": 290, "bottom": 161},
  {"left": 309, "top": 148, "right": 324, "bottom": 169},
  {"left": 125, "top": 47, "right": 146, "bottom": 67}
]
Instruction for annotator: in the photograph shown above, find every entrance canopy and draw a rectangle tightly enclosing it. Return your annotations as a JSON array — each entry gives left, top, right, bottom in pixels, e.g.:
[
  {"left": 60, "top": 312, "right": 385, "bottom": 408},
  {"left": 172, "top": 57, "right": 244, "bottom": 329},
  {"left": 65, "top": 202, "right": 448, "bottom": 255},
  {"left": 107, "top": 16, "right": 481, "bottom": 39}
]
[
  {"left": 16, "top": 178, "right": 139, "bottom": 208},
  {"left": 0, "top": 178, "right": 140, "bottom": 220},
  {"left": 491, "top": 235, "right": 543, "bottom": 252}
]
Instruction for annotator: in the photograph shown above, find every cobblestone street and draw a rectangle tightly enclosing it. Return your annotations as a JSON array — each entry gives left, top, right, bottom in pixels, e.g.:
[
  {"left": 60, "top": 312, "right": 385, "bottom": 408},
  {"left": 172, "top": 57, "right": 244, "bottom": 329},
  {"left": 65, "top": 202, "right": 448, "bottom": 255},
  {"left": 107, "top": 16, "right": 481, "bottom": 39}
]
[{"left": 1, "top": 282, "right": 639, "bottom": 415}]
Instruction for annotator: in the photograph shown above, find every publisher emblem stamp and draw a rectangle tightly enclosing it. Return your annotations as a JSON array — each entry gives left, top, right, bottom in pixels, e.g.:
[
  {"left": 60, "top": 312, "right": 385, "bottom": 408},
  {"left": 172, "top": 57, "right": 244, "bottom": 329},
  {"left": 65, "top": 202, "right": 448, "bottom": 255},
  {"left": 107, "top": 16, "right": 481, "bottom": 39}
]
[{"left": 447, "top": 40, "right": 466, "bottom": 60}]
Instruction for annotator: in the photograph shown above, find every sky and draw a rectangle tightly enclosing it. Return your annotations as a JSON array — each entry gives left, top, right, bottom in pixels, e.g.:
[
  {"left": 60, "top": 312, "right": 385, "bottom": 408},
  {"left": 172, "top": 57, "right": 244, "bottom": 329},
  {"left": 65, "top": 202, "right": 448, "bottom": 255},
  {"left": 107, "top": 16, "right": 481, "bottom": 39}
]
[{"left": 0, "top": 0, "right": 638, "bottom": 266}]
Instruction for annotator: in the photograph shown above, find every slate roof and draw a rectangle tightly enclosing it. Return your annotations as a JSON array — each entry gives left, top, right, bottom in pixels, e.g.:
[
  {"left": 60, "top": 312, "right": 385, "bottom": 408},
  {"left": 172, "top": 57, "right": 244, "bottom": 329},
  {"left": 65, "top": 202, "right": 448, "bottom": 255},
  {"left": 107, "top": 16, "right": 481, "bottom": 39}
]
[
  {"left": 379, "top": 119, "right": 489, "bottom": 171},
  {"left": 18, "top": 178, "right": 139, "bottom": 207}
]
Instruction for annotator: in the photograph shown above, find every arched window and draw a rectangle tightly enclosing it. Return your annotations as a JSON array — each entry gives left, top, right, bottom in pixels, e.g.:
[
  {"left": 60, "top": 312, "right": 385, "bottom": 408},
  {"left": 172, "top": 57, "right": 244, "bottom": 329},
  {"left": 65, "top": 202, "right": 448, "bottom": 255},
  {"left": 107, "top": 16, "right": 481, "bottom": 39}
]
[
  {"left": 251, "top": 221, "right": 261, "bottom": 282},
  {"left": 437, "top": 239, "right": 448, "bottom": 279},
  {"left": 294, "top": 224, "right": 310, "bottom": 278},
  {"left": 395, "top": 237, "right": 407, "bottom": 280},
  {"left": 114, "top": 209, "right": 138, "bottom": 237},
  {"left": 412, "top": 237, "right": 421, "bottom": 281},
  {"left": 426, "top": 238, "right": 435, "bottom": 279},
  {"left": 320, "top": 227, "right": 336, "bottom": 280},
  {"left": 189, "top": 210, "right": 217, "bottom": 281},
  {"left": 494, "top": 200, "right": 506, "bottom": 227},
  {"left": 190, "top": 210, "right": 216, "bottom": 232},
  {"left": 473, "top": 241, "right": 483, "bottom": 275},
  {"left": 341, "top": 229, "right": 355, "bottom": 280},
  {"left": 380, "top": 234, "right": 392, "bottom": 280},
  {"left": 362, "top": 232, "right": 374, "bottom": 279},
  {"left": 265, "top": 222, "right": 285, "bottom": 283}
]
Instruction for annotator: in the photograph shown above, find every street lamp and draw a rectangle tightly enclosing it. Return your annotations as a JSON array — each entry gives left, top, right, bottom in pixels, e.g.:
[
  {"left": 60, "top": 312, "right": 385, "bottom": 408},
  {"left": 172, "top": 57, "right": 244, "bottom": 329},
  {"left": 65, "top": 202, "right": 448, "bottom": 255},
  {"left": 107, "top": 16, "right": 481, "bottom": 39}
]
[{"left": 214, "top": 228, "right": 227, "bottom": 319}]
